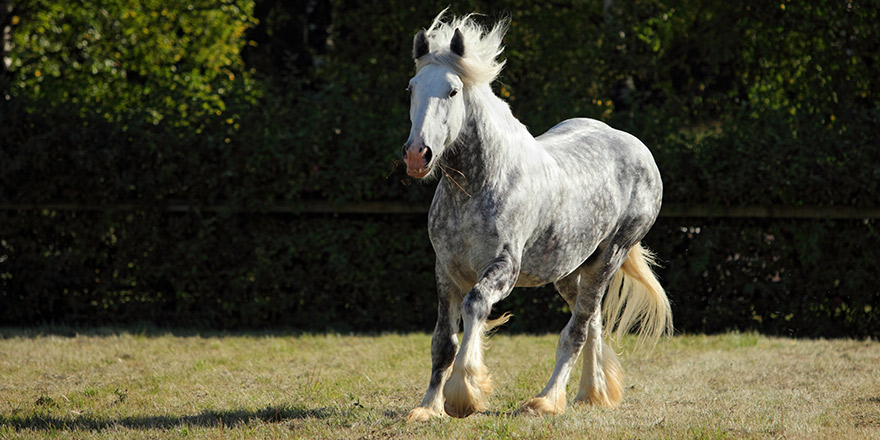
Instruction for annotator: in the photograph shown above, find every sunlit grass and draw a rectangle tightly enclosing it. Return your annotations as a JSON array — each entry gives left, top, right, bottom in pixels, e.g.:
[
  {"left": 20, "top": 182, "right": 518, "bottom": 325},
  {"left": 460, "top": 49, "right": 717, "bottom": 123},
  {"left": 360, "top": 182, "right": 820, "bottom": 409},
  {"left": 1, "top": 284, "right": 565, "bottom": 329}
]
[{"left": 1, "top": 328, "right": 878, "bottom": 439}]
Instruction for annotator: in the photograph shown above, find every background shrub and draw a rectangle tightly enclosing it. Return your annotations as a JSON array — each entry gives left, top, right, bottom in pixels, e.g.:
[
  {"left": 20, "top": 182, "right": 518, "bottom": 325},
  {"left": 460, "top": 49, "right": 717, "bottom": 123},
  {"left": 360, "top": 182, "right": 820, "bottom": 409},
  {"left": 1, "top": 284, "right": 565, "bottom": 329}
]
[{"left": 1, "top": 0, "right": 878, "bottom": 336}]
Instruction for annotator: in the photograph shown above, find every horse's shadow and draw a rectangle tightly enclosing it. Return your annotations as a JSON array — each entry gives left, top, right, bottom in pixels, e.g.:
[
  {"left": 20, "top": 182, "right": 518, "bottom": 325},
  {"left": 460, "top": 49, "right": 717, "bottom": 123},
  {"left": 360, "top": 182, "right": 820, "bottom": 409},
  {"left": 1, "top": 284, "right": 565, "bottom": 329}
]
[
  {"left": 0, "top": 405, "right": 340, "bottom": 432},
  {"left": 2, "top": 405, "right": 534, "bottom": 431}
]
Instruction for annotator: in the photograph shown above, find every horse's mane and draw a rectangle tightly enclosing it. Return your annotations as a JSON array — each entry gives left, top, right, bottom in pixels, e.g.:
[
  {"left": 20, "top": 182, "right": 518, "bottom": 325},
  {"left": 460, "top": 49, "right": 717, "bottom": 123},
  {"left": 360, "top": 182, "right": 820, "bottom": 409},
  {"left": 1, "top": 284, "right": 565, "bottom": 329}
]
[{"left": 415, "top": 9, "right": 509, "bottom": 86}]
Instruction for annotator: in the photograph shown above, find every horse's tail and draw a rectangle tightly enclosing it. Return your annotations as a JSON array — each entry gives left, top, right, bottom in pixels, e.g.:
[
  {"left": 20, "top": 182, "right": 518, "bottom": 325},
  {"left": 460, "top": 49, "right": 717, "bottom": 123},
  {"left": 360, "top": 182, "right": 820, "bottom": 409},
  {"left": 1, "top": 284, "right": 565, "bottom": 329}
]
[{"left": 602, "top": 242, "right": 673, "bottom": 349}]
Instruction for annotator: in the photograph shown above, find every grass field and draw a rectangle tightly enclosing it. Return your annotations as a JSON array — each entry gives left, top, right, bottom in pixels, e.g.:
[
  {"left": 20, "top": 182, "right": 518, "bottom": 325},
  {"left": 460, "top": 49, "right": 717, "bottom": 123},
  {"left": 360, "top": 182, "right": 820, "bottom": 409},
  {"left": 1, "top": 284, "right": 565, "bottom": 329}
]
[{"left": 1, "top": 328, "right": 879, "bottom": 439}]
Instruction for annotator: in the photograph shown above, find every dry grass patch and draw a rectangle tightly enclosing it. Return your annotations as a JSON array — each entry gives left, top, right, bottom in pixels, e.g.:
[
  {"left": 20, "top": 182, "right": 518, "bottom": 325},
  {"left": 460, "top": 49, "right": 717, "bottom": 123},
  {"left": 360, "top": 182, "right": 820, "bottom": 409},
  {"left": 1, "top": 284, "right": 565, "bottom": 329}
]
[{"left": 0, "top": 328, "right": 878, "bottom": 439}]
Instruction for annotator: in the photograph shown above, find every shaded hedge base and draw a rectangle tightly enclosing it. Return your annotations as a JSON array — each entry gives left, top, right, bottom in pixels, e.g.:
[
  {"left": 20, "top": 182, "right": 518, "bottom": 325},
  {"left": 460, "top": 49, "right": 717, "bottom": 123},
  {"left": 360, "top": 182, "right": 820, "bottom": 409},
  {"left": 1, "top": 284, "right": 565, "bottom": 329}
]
[{"left": 2, "top": 210, "right": 877, "bottom": 337}]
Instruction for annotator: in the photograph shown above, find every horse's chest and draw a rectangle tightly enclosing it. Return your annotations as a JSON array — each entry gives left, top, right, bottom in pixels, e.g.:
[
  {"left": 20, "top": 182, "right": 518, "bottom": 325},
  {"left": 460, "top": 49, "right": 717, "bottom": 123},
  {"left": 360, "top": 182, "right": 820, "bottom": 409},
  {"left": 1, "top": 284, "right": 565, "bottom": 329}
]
[{"left": 427, "top": 207, "right": 483, "bottom": 286}]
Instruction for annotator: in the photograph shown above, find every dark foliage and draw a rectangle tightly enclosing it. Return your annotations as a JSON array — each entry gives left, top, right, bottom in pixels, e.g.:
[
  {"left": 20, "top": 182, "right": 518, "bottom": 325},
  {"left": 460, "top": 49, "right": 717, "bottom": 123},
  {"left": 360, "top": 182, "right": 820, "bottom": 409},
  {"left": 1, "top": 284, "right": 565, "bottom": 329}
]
[{"left": 1, "top": 0, "right": 878, "bottom": 336}]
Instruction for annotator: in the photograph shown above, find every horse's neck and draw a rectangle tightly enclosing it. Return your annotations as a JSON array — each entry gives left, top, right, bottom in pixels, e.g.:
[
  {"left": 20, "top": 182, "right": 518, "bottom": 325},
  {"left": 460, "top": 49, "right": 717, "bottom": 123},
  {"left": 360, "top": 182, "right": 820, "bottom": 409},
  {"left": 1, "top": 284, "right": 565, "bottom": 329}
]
[{"left": 447, "top": 85, "right": 538, "bottom": 186}]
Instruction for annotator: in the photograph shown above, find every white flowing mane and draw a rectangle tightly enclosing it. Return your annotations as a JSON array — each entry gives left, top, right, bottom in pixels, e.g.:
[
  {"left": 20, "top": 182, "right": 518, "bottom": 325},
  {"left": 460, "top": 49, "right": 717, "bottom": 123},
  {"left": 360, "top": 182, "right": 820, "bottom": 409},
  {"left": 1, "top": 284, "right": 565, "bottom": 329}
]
[{"left": 415, "top": 10, "right": 509, "bottom": 86}]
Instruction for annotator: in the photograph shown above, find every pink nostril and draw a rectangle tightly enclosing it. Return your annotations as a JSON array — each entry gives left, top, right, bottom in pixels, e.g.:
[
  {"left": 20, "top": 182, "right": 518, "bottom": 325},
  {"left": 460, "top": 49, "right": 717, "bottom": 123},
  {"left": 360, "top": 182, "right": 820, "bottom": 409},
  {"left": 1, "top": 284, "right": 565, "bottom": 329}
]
[
  {"left": 403, "top": 143, "right": 428, "bottom": 157},
  {"left": 404, "top": 144, "right": 429, "bottom": 158},
  {"left": 403, "top": 143, "right": 432, "bottom": 176}
]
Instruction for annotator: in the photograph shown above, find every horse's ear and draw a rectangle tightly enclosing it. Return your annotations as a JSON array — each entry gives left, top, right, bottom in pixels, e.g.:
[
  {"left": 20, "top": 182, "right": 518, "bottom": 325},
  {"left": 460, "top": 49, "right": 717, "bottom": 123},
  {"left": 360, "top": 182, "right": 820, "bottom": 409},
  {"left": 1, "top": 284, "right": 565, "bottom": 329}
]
[
  {"left": 413, "top": 29, "right": 429, "bottom": 60},
  {"left": 450, "top": 28, "right": 465, "bottom": 57}
]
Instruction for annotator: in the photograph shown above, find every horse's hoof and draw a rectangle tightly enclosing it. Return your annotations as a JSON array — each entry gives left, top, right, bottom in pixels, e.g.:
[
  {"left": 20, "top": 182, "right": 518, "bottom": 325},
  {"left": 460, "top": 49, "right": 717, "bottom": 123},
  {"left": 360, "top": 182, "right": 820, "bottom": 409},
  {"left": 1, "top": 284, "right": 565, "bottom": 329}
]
[
  {"left": 406, "top": 406, "right": 444, "bottom": 422},
  {"left": 573, "top": 389, "right": 621, "bottom": 408},
  {"left": 442, "top": 366, "right": 492, "bottom": 418},
  {"left": 519, "top": 395, "right": 566, "bottom": 416},
  {"left": 443, "top": 401, "right": 477, "bottom": 418}
]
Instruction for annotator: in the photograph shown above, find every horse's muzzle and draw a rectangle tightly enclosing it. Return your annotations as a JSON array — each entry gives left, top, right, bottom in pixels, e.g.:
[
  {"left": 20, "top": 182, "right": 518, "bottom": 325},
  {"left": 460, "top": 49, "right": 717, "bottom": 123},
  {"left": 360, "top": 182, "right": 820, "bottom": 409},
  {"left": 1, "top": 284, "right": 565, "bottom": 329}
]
[{"left": 403, "top": 143, "right": 433, "bottom": 178}]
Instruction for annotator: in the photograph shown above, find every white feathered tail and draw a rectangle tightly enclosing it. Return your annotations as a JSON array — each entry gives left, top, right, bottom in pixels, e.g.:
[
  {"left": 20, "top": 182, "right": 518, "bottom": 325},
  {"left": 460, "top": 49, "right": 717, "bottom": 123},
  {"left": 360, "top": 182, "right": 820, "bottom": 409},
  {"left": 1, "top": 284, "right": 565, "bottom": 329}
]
[{"left": 602, "top": 242, "right": 673, "bottom": 348}]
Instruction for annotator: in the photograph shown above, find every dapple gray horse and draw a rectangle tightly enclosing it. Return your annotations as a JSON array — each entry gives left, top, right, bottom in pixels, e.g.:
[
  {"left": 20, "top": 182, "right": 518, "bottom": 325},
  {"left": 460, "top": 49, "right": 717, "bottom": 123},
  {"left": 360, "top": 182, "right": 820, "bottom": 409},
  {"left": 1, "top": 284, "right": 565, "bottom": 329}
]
[{"left": 402, "top": 11, "right": 672, "bottom": 421}]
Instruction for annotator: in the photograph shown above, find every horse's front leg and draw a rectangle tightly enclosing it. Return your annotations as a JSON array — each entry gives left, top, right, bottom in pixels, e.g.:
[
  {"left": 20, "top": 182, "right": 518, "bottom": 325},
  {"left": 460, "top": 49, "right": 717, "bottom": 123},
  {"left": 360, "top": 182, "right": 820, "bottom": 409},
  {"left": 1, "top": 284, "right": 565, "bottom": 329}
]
[
  {"left": 406, "top": 265, "right": 463, "bottom": 422},
  {"left": 443, "top": 250, "right": 518, "bottom": 418}
]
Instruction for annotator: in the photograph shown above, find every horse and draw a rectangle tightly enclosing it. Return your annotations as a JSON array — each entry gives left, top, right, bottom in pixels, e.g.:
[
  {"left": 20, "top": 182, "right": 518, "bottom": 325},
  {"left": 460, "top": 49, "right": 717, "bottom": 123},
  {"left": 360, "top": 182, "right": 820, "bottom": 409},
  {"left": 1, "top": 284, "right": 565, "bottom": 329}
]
[{"left": 401, "top": 11, "right": 673, "bottom": 421}]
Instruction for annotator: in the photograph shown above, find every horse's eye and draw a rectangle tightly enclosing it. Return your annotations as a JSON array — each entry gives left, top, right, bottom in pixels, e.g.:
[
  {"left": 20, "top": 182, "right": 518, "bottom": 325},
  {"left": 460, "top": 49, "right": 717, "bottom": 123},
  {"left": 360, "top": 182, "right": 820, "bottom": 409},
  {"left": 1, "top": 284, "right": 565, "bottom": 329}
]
[{"left": 449, "top": 89, "right": 459, "bottom": 98}]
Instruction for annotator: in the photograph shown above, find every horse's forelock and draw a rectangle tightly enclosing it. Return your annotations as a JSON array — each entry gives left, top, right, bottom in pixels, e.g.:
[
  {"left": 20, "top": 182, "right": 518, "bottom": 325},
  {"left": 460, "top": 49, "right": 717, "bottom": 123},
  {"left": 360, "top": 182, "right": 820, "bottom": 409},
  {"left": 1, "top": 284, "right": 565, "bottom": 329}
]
[{"left": 416, "top": 10, "right": 508, "bottom": 86}]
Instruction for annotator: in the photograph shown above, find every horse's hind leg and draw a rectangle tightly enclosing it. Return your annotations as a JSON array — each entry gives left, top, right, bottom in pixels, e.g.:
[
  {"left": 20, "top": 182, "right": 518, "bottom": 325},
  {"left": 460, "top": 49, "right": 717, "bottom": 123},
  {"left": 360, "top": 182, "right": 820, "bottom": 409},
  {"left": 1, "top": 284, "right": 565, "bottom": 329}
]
[
  {"left": 576, "top": 241, "right": 672, "bottom": 406},
  {"left": 521, "top": 244, "right": 630, "bottom": 416},
  {"left": 406, "top": 266, "right": 463, "bottom": 422},
  {"left": 574, "top": 311, "right": 622, "bottom": 407},
  {"left": 520, "top": 269, "right": 596, "bottom": 415}
]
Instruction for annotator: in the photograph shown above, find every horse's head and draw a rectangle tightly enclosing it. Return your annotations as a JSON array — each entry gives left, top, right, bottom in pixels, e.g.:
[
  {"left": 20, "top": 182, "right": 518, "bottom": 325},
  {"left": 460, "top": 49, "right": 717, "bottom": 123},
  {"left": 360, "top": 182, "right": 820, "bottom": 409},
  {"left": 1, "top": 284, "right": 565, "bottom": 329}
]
[
  {"left": 402, "top": 29, "right": 467, "bottom": 179},
  {"left": 402, "top": 12, "right": 508, "bottom": 179}
]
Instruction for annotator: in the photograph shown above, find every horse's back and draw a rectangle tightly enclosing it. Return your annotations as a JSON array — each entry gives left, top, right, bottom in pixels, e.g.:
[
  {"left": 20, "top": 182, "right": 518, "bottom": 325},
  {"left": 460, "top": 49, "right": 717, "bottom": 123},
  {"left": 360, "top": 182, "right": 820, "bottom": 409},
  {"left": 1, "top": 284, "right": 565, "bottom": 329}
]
[
  {"left": 536, "top": 117, "right": 663, "bottom": 229},
  {"left": 537, "top": 118, "right": 650, "bottom": 161},
  {"left": 536, "top": 117, "right": 610, "bottom": 141}
]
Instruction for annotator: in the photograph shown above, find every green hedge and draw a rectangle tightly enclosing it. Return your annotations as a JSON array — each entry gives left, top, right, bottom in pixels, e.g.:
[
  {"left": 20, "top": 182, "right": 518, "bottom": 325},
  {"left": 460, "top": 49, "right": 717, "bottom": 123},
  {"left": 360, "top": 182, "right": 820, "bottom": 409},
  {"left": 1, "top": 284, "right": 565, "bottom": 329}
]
[
  {"left": 0, "top": 209, "right": 436, "bottom": 331},
  {"left": 1, "top": 0, "right": 879, "bottom": 336},
  {"left": 2, "top": 208, "right": 878, "bottom": 337},
  {"left": 5, "top": 1, "right": 878, "bottom": 208}
]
